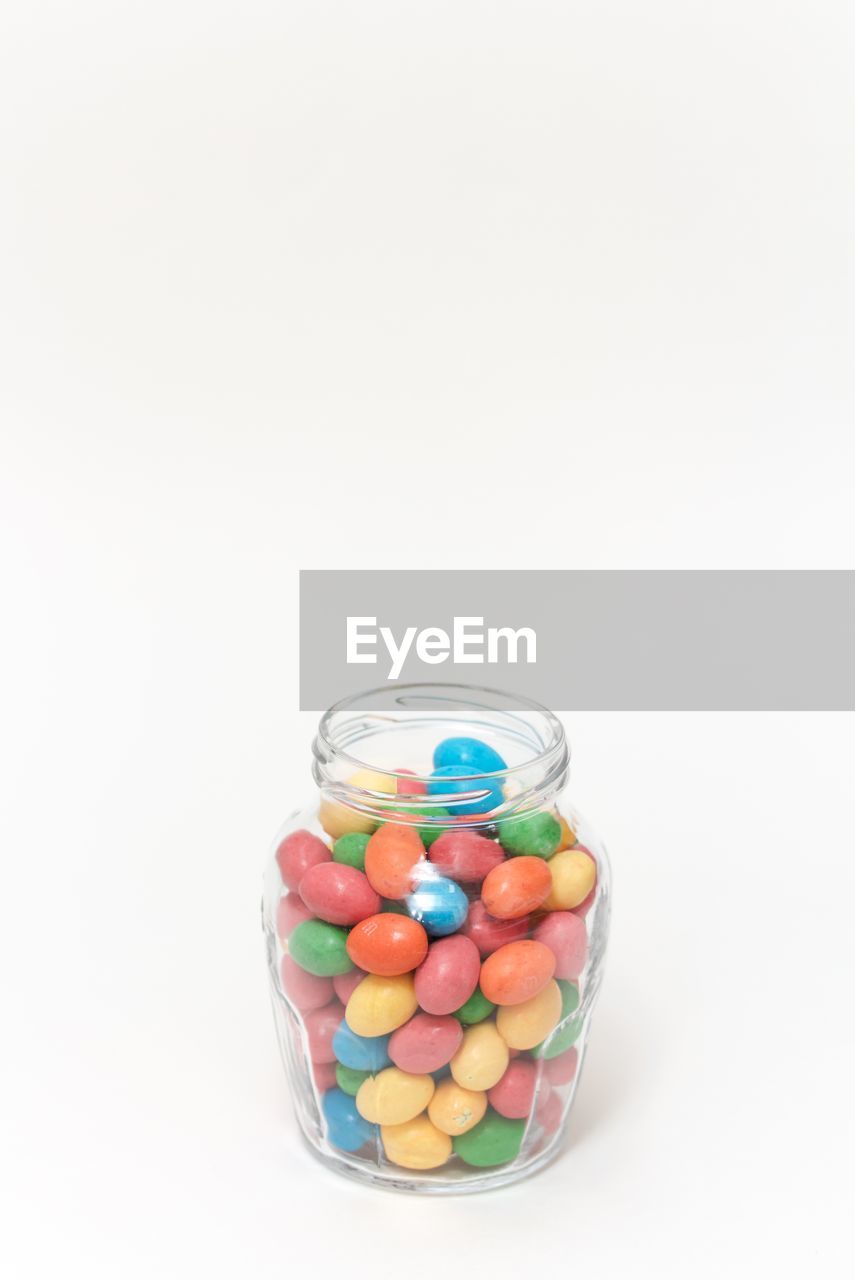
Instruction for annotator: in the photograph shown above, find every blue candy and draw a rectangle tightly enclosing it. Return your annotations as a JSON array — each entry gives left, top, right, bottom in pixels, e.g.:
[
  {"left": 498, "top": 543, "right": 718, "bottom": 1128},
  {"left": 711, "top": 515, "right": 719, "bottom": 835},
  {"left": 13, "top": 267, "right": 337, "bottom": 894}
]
[
  {"left": 332, "top": 1021, "right": 392, "bottom": 1072},
  {"left": 322, "top": 1088, "right": 377, "bottom": 1153},
  {"left": 427, "top": 764, "right": 504, "bottom": 815},
  {"left": 433, "top": 736, "right": 508, "bottom": 776},
  {"left": 406, "top": 872, "right": 469, "bottom": 936}
]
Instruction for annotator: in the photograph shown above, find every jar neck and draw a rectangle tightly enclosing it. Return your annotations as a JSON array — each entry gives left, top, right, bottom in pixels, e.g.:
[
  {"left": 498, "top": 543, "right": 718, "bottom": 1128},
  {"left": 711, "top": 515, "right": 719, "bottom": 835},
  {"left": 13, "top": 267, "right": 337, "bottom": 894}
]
[{"left": 311, "top": 683, "right": 569, "bottom": 829}]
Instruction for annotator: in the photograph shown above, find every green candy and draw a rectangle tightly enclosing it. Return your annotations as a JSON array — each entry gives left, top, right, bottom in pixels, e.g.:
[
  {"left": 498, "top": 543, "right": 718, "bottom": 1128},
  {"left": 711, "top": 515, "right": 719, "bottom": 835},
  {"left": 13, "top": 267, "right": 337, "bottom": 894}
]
[
  {"left": 452, "top": 985, "right": 496, "bottom": 1025},
  {"left": 531, "top": 980, "right": 581, "bottom": 1059},
  {"left": 498, "top": 811, "right": 561, "bottom": 859},
  {"left": 333, "top": 832, "right": 370, "bottom": 870},
  {"left": 335, "top": 1064, "right": 372, "bottom": 1096},
  {"left": 453, "top": 1110, "right": 526, "bottom": 1167},
  {"left": 381, "top": 899, "right": 409, "bottom": 916},
  {"left": 288, "top": 919, "right": 353, "bottom": 977}
]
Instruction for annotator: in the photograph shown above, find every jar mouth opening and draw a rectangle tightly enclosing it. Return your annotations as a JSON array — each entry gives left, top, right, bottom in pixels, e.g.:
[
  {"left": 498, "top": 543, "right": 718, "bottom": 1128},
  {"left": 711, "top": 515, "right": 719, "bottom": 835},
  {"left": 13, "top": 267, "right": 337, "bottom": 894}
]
[{"left": 313, "top": 683, "right": 568, "bottom": 823}]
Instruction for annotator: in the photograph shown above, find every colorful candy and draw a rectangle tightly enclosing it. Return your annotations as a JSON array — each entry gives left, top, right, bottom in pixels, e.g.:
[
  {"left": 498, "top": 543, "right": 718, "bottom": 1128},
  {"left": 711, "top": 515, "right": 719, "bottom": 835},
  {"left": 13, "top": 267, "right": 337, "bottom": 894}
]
[
  {"left": 299, "top": 862, "right": 380, "bottom": 926},
  {"left": 530, "top": 980, "right": 582, "bottom": 1059},
  {"left": 450, "top": 1022, "right": 509, "bottom": 1091},
  {"left": 428, "top": 765, "right": 504, "bottom": 815},
  {"left": 487, "top": 1059, "right": 538, "bottom": 1119},
  {"left": 346, "top": 913, "right": 429, "bottom": 976},
  {"left": 276, "top": 891, "right": 313, "bottom": 939},
  {"left": 380, "top": 1115, "right": 452, "bottom": 1170},
  {"left": 544, "top": 849, "right": 597, "bottom": 910},
  {"left": 279, "top": 955, "right": 334, "bottom": 1012},
  {"left": 332, "top": 967, "right": 367, "bottom": 1004},
  {"left": 388, "top": 1013, "right": 463, "bottom": 1074},
  {"left": 498, "top": 811, "right": 561, "bottom": 859},
  {"left": 433, "top": 737, "right": 508, "bottom": 775},
  {"left": 345, "top": 973, "right": 418, "bottom": 1037},
  {"left": 332, "top": 1021, "right": 391, "bottom": 1072},
  {"left": 332, "top": 832, "right": 371, "bottom": 870},
  {"left": 461, "top": 901, "right": 530, "bottom": 956},
  {"left": 452, "top": 984, "right": 496, "bottom": 1025},
  {"left": 481, "top": 856, "right": 552, "bottom": 919},
  {"left": 355, "top": 1067, "right": 435, "bottom": 1125},
  {"left": 533, "top": 910, "right": 588, "bottom": 979},
  {"left": 452, "top": 1110, "right": 526, "bottom": 1167},
  {"left": 304, "top": 1002, "right": 346, "bottom": 1062},
  {"left": 322, "top": 1088, "right": 377, "bottom": 1153},
  {"left": 428, "top": 1079, "right": 488, "bottom": 1135},
  {"left": 414, "top": 935, "right": 480, "bottom": 1015},
  {"left": 479, "top": 939, "right": 556, "bottom": 1006},
  {"left": 364, "top": 823, "right": 426, "bottom": 898},
  {"left": 336, "top": 1063, "right": 371, "bottom": 1096},
  {"left": 275, "top": 829, "right": 331, "bottom": 891},
  {"left": 428, "top": 829, "right": 505, "bottom": 883},
  {"left": 496, "top": 978, "right": 562, "bottom": 1050},
  {"left": 289, "top": 919, "right": 353, "bottom": 977},
  {"left": 405, "top": 872, "right": 469, "bottom": 937}
]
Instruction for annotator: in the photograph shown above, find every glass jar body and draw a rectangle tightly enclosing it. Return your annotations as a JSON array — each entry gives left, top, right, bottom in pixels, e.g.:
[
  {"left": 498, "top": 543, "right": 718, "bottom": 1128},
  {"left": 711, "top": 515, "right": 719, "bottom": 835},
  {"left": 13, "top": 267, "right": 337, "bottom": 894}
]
[{"left": 262, "top": 686, "right": 611, "bottom": 1193}]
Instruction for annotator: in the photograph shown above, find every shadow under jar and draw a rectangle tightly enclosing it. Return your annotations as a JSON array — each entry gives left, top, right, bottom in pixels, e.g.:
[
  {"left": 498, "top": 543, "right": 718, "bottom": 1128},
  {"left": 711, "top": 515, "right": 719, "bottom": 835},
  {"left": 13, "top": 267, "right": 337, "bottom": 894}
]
[{"left": 262, "top": 684, "right": 611, "bottom": 1193}]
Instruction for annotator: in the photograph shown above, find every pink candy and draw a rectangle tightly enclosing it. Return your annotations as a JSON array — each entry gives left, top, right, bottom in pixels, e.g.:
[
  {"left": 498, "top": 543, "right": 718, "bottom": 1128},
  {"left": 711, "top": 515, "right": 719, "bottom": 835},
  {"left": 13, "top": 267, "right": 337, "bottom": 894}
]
[
  {"left": 276, "top": 829, "right": 331, "bottom": 891},
  {"left": 533, "top": 911, "right": 588, "bottom": 980},
  {"left": 414, "top": 935, "right": 480, "bottom": 1015},
  {"left": 276, "top": 891, "right": 313, "bottom": 939},
  {"left": 487, "top": 1059, "right": 538, "bottom": 1119},
  {"left": 332, "top": 967, "right": 367, "bottom": 1004},
  {"left": 299, "top": 862, "right": 380, "bottom": 926},
  {"left": 461, "top": 901, "right": 530, "bottom": 957},
  {"left": 388, "top": 1013, "right": 463, "bottom": 1074},
  {"left": 544, "top": 1047, "right": 579, "bottom": 1086},
  {"left": 304, "top": 1002, "right": 345, "bottom": 1063},
  {"left": 280, "top": 955, "right": 334, "bottom": 1012},
  {"left": 428, "top": 830, "right": 505, "bottom": 883}
]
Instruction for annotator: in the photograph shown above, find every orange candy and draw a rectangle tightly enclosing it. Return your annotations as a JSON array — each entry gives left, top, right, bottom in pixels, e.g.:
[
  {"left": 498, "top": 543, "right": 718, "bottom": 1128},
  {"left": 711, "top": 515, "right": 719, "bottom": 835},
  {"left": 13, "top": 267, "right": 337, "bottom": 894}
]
[
  {"left": 364, "top": 823, "right": 426, "bottom": 899},
  {"left": 481, "top": 857, "right": 552, "bottom": 920},
  {"left": 479, "top": 940, "right": 556, "bottom": 1006},
  {"left": 346, "top": 913, "right": 429, "bottom": 976}
]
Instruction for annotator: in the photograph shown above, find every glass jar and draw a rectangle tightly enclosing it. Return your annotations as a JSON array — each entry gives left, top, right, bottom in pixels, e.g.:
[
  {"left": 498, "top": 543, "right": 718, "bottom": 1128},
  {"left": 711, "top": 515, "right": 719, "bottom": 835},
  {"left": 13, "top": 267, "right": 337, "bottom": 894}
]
[{"left": 262, "top": 684, "right": 611, "bottom": 1193}]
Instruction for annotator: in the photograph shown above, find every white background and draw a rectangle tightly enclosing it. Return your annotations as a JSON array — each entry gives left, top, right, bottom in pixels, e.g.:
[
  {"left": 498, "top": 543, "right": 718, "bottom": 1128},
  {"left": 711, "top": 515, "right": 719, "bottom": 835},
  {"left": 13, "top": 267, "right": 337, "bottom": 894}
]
[{"left": 1, "top": 2, "right": 853, "bottom": 1277}]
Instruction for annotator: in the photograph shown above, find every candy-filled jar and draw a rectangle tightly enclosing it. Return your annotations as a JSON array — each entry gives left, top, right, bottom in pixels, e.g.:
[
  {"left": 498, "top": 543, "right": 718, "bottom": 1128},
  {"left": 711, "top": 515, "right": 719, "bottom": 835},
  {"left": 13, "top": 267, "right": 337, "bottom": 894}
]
[{"left": 262, "top": 684, "right": 611, "bottom": 1193}]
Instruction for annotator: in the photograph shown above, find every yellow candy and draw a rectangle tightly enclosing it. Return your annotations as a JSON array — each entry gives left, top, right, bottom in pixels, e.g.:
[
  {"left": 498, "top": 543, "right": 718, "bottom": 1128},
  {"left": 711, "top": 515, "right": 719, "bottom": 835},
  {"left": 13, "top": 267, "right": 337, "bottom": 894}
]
[
  {"left": 450, "top": 1022, "right": 509, "bottom": 1092},
  {"left": 427, "top": 1079, "right": 488, "bottom": 1135},
  {"left": 356, "top": 1068, "right": 434, "bottom": 1126},
  {"left": 381, "top": 1115, "right": 452, "bottom": 1170},
  {"left": 556, "top": 813, "right": 577, "bottom": 852},
  {"left": 346, "top": 973, "right": 418, "bottom": 1037},
  {"left": 318, "top": 769, "right": 397, "bottom": 840},
  {"left": 545, "top": 848, "right": 596, "bottom": 910},
  {"left": 497, "top": 978, "right": 562, "bottom": 1050}
]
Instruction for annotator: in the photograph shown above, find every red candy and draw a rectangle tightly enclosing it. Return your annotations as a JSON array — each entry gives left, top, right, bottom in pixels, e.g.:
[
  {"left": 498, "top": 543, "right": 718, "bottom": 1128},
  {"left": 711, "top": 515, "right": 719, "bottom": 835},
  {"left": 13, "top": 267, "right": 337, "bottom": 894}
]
[
  {"left": 312, "top": 1060, "right": 338, "bottom": 1091},
  {"left": 276, "top": 829, "right": 331, "bottom": 891},
  {"left": 533, "top": 911, "right": 588, "bottom": 980},
  {"left": 414, "top": 935, "right": 481, "bottom": 1015},
  {"left": 479, "top": 940, "right": 556, "bottom": 1006},
  {"left": 388, "top": 1013, "right": 463, "bottom": 1074},
  {"left": 396, "top": 768, "right": 428, "bottom": 796},
  {"left": 487, "top": 1059, "right": 538, "bottom": 1119},
  {"left": 482, "top": 857, "right": 552, "bottom": 919},
  {"left": 428, "top": 830, "right": 505, "bottom": 883},
  {"left": 364, "top": 823, "right": 426, "bottom": 899},
  {"left": 299, "top": 862, "right": 381, "bottom": 926},
  {"left": 280, "top": 954, "right": 334, "bottom": 1012},
  {"left": 544, "top": 1047, "right": 579, "bottom": 1086},
  {"left": 461, "top": 901, "right": 530, "bottom": 957},
  {"left": 304, "top": 1002, "right": 345, "bottom": 1063},
  {"left": 276, "top": 891, "right": 312, "bottom": 939},
  {"left": 346, "top": 913, "right": 429, "bottom": 976},
  {"left": 333, "top": 967, "right": 367, "bottom": 1004}
]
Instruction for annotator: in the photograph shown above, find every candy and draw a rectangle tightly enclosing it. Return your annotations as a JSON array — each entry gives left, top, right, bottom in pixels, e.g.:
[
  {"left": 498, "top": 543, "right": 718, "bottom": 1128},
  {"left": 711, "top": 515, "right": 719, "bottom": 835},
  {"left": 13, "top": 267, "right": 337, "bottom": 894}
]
[
  {"left": 364, "top": 823, "right": 426, "bottom": 899},
  {"left": 533, "top": 910, "right": 588, "bottom": 980},
  {"left": 427, "top": 829, "right": 505, "bottom": 883},
  {"left": 336, "top": 1063, "right": 372, "bottom": 1096},
  {"left": 395, "top": 768, "right": 428, "bottom": 796},
  {"left": 544, "top": 849, "right": 597, "bottom": 910},
  {"left": 428, "top": 765, "right": 504, "bottom": 815},
  {"left": 289, "top": 919, "right": 353, "bottom": 977},
  {"left": 319, "top": 769, "right": 396, "bottom": 841},
  {"left": 380, "top": 1115, "right": 452, "bottom": 1170},
  {"left": 433, "top": 737, "right": 508, "bottom": 776},
  {"left": 498, "top": 812, "right": 561, "bottom": 859},
  {"left": 452, "top": 1110, "right": 525, "bottom": 1167},
  {"left": 461, "top": 901, "right": 530, "bottom": 956},
  {"left": 356, "top": 1067, "right": 435, "bottom": 1126},
  {"left": 322, "top": 1088, "right": 377, "bottom": 1153},
  {"left": 333, "top": 967, "right": 367, "bottom": 1004},
  {"left": 406, "top": 872, "right": 469, "bottom": 937},
  {"left": 487, "top": 1059, "right": 538, "bottom": 1119},
  {"left": 481, "top": 856, "right": 552, "bottom": 919},
  {"left": 531, "top": 980, "right": 581, "bottom": 1059},
  {"left": 496, "top": 979, "right": 562, "bottom": 1050},
  {"left": 346, "top": 973, "right": 418, "bottom": 1037},
  {"left": 414, "top": 935, "right": 480, "bottom": 1015},
  {"left": 299, "top": 862, "right": 381, "bottom": 927},
  {"left": 388, "top": 1013, "right": 463, "bottom": 1074},
  {"left": 276, "top": 829, "right": 331, "bottom": 891},
  {"left": 346, "top": 913, "right": 429, "bottom": 976},
  {"left": 305, "top": 1002, "right": 346, "bottom": 1062},
  {"left": 450, "top": 1022, "right": 509, "bottom": 1091},
  {"left": 332, "top": 1021, "right": 392, "bottom": 1072},
  {"left": 279, "top": 955, "right": 334, "bottom": 1012},
  {"left": 276, "top": 891, "right": 312, "bottom": 940},
  {"left": 543, "top": 1047, "right": 578, "bottom": 1086},
  {"left": 428, "top": 1079, "right": 488, "bottom": 1135},
  {"left": 556, "top": 814, "right": 577, "bottom": 851},
  {"left": 479, "top": 940, "right": 556, "bottom": 1006},
  {"left": 312, "top": 1060, "right": 338, "bottom": 1091},
  {"left": 452, "top": 984, "right": 496, "bottom": 1025},
  {"left": 332, "top": 832, "right": 371, "bottom": 870},
  {"left": 380, "top": 806, "right": 450, "bottom": 850}
]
